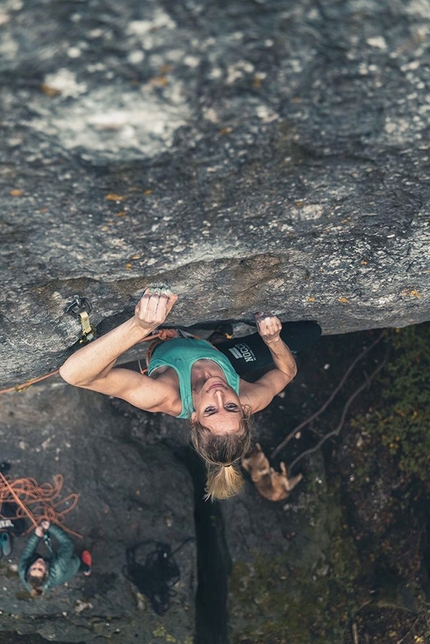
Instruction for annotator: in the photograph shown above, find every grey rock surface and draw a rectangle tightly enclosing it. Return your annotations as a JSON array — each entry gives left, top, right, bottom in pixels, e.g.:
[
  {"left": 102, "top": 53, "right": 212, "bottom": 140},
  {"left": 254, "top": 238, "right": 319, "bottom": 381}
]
[
  {"left": 1, "top": 0, "right": 430, "bottom": 387},
  {"left": 0, "top": 382, "right": 196, "bottom": 643}
]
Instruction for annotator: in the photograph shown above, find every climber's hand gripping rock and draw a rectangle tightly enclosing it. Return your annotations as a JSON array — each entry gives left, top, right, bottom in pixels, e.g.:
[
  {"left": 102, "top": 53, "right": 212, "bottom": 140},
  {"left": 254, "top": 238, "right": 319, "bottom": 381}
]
[
  {"left": 134, "top": 287, "right": 178, "bottom": 333},
  {"left": 255, "top": 312, "right": 282, "bottom": 345}
]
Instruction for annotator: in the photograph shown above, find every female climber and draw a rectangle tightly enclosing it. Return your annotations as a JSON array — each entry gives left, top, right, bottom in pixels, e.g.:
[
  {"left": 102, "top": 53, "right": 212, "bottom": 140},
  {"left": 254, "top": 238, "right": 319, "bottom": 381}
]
[{"left": 59, "top": 288, "right": 307, "bottom": 501}]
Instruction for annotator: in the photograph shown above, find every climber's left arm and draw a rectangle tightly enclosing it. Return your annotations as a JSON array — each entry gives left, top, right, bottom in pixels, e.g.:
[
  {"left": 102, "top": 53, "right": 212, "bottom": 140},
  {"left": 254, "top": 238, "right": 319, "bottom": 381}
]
[{"left": 239, "top": 314, "right": 297, "bottom": 413}]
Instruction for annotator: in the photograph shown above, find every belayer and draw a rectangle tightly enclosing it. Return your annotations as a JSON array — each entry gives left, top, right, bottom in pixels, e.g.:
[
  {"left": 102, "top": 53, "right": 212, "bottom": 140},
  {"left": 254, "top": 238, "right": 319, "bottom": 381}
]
[
  {"left": 18, "top": 521, "right": 92, "bottom": 596},
  {"left": 60, "top": 288, "right": 320, "bottom": 500}
]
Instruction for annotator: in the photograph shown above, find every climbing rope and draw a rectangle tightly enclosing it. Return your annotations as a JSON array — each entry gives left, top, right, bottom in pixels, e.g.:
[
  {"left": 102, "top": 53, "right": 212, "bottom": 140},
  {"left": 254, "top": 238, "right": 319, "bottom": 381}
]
[
  {"left": 130, "top": 327, "right": 204, "bottom": 374},
  {"left": 138, "top": 328, "right": 212, "bottom": 373},
  {"left": 0, "top": 472, "right": 81, "bottom": 539},
  {"left": 137, "top": 328, "right": 183, "bottom": 374},
  {"left": 0, "top": 328, "right": 182, "bottom": 394},
  {"left": 0, "top": 369, "right": 60, "bottom": 394},
  {"left": 0, "top": 290, "right": 201, "bottom": 392}
]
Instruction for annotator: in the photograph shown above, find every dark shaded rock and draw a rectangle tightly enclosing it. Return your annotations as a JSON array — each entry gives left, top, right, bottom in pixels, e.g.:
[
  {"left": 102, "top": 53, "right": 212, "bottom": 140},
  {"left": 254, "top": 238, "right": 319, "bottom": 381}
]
[
  {"left": 1, "top": 0, "right": 430, "bottom": 387},
  {"left": 223, "top": 445, "right": 360, "bottom": 642},
  {"left": 0, "top": 382, "right": 196, "bottom": 643}
]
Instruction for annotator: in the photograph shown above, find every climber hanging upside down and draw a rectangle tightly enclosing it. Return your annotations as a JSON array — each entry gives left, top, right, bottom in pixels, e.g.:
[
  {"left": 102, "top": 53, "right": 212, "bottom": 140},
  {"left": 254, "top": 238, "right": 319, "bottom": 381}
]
[{"left": 60, "top": 288, "right": 320, "bottom": 500}]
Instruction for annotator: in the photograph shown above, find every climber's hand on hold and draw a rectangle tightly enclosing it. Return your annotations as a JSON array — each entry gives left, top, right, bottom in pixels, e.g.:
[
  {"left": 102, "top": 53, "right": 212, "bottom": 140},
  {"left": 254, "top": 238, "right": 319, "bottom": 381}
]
[
  {"left": 255, "top": 313, "right": 282, "bottom": 345},
  {"left": 60, "top": 287, "right": 178, "bottom": 395},
  {"left": 134, "top": 288, "right": 179, "bottom": 332},
  {"left": 239, "top": 313, "right": 296, "bottom": 414}
]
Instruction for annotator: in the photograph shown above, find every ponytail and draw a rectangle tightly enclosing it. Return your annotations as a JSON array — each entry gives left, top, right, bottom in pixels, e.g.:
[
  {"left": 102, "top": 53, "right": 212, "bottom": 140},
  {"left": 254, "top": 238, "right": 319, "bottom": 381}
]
[{"left": 204, "top": 462, "right": 244, "bottom": 501}]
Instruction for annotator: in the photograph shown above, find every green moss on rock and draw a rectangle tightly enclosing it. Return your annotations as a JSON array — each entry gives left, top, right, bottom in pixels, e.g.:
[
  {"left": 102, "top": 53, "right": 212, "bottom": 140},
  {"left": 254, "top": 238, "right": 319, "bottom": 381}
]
[
  {"left": 353, "top": 324, "right": 430, "bottom": 482},
  {"left": 229, "top": 493, "right": 364, "bottom": 643}
]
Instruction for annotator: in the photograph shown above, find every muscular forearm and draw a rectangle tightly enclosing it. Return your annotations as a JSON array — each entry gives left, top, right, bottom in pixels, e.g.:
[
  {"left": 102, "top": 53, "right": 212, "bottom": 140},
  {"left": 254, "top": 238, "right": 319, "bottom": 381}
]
[
  {"left": 265, "top": 338, "right": 297, "bottom": 381},
  {"left": 59, "top": 317, "right": 153, "bottom": 387}
]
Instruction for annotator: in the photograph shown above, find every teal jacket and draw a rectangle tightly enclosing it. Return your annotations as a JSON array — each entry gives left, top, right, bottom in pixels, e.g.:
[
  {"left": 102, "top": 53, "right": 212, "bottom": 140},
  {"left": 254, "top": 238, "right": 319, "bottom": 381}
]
[{"left": 18, "top": 525, "right": 81, "bottom": 593}]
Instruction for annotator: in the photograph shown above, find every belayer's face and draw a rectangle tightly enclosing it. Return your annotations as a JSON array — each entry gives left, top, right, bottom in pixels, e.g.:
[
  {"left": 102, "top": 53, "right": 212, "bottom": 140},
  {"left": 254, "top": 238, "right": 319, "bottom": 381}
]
[
  {"left": 29, "top": 557, "right": 47, "bottom": 579},
  {"left": 192, "top": 377, "right": 243, "bottom": 433}
]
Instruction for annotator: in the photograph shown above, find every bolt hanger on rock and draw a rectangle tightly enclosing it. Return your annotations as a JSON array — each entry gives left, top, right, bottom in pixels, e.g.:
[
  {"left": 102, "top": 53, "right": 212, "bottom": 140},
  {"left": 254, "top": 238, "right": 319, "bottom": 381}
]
[{"left": 64, "top": 294, "right": 97, "bottom": 344}]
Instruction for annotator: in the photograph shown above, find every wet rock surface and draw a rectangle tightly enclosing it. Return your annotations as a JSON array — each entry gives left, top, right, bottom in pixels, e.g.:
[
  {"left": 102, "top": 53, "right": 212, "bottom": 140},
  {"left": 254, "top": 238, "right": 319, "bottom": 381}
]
[{"left": 1, "top": 0, "right": 430, "bottom": 387}]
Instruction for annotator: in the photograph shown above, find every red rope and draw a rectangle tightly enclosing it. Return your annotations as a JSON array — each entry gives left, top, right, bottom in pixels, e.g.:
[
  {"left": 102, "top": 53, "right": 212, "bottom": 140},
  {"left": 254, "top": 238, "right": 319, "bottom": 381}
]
[
  {"left": 139, "top": 329, "right": 177, "bottom": 373},
  {"left": 0, "top": 369, "right": 60, "bottom": 395},
  {"left": 0, "top": 473, "right": 81, "bottom": 539},
  {"left": 0, "top": 330, "right": 174, "bottom": 393}
]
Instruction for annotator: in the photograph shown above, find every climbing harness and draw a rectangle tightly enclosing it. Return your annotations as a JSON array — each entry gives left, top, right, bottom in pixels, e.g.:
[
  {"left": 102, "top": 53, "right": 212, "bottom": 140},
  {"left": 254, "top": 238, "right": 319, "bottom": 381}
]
[
  {"left": 123, "top": 537, "right": 195, "bottom": 615},
  {"left": 64, "top": 294, "right": 97, "bottom": 344},
  {"left": 0, "top": 472, "right": 81, "bottom": 539}
]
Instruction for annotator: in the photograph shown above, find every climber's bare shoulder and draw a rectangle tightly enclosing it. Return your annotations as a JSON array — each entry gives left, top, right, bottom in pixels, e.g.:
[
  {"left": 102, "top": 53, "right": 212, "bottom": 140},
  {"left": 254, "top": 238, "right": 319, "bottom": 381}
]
[{"left": 73, "top": 366, "right": 182, "bottom": 416}]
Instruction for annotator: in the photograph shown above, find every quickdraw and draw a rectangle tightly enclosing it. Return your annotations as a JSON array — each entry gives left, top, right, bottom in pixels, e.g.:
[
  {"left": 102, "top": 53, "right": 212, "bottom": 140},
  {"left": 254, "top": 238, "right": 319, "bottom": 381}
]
[
  {"left": 64, "top": 294, "right": 97, "bottom": 344},
  {"left": 0, "top": 294, "right": 97, "bottom": 394}
]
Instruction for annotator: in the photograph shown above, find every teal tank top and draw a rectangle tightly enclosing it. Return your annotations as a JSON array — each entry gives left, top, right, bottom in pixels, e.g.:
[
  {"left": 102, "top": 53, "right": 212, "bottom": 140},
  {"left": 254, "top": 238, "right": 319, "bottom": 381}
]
[{"left": 147, "top": 337, "right": 240, "bottom": 419}]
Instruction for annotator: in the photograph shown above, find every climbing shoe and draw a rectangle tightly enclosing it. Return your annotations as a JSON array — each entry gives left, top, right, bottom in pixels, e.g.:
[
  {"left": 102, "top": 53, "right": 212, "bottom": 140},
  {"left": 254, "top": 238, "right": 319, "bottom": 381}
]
[
  {"left": 81, "top": 550, "right": 92, "bottom": 576},
  {"left": 0, "top": 532, "right": 12, "bottom": 557}
]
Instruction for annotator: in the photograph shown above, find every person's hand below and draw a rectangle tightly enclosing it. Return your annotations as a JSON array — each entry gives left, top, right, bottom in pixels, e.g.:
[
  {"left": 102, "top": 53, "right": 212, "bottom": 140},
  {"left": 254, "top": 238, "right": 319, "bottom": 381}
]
[
  {"left": 35, "top": 520, "right": 50, "bottom": 538},
  {"left": 134, "top": 287, "right": 178, "bottom": 332},
  {"left": 255, "top": 312, "right": 282, "bottom": 345}
]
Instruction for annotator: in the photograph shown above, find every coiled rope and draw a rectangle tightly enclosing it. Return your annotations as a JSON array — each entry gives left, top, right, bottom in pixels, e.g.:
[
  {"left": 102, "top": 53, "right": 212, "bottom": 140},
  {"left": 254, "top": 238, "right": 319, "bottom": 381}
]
[{"left": 0, "top": 472, "right": 81, "bottom": 539}]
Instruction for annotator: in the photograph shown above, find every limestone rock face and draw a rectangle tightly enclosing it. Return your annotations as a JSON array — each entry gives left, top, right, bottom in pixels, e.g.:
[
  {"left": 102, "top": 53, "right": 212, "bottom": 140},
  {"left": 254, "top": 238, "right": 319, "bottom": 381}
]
[{"left": 1, "top": 0, "right": 430, "bottom": 385}]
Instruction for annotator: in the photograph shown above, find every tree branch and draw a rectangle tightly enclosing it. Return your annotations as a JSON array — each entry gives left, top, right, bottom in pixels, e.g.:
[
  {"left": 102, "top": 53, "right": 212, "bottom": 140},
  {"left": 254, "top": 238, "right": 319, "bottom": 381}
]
[
  {"left": 270, "top": 333, "right": 384, "bottom": 460},
  {"left": 287, "top": 349, "right": 389, "bottom": 474}
]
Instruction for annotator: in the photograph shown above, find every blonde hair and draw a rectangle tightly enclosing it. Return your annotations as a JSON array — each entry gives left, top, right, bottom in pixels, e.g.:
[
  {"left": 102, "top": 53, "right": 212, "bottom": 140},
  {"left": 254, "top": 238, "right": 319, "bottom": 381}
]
[{"left": 190, "top": 406, "right": 253, "bottom": 501}]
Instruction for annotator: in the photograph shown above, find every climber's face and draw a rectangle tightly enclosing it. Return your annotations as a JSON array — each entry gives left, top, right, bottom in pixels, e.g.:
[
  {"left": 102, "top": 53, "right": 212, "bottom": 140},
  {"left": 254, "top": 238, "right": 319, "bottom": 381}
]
[
  {"left": 28, "top": 557, "right": 47, "bottom": 580},
  {"left": 191, "top": 377, "right": 243, "bottom": 433}
]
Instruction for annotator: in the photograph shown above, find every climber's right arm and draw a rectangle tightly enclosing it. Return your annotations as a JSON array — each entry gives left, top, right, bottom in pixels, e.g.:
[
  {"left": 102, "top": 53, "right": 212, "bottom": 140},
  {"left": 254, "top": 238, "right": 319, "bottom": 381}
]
[{"left": 59, "top": 290, "right": 178, "bottom": 409}]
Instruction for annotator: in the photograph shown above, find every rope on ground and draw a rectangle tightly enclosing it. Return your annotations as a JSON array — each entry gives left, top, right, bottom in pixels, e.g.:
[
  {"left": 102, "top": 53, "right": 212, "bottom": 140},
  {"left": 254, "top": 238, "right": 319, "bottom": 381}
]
[{"left": 0, "top": 472, "right": 81, "bottom": 539}]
